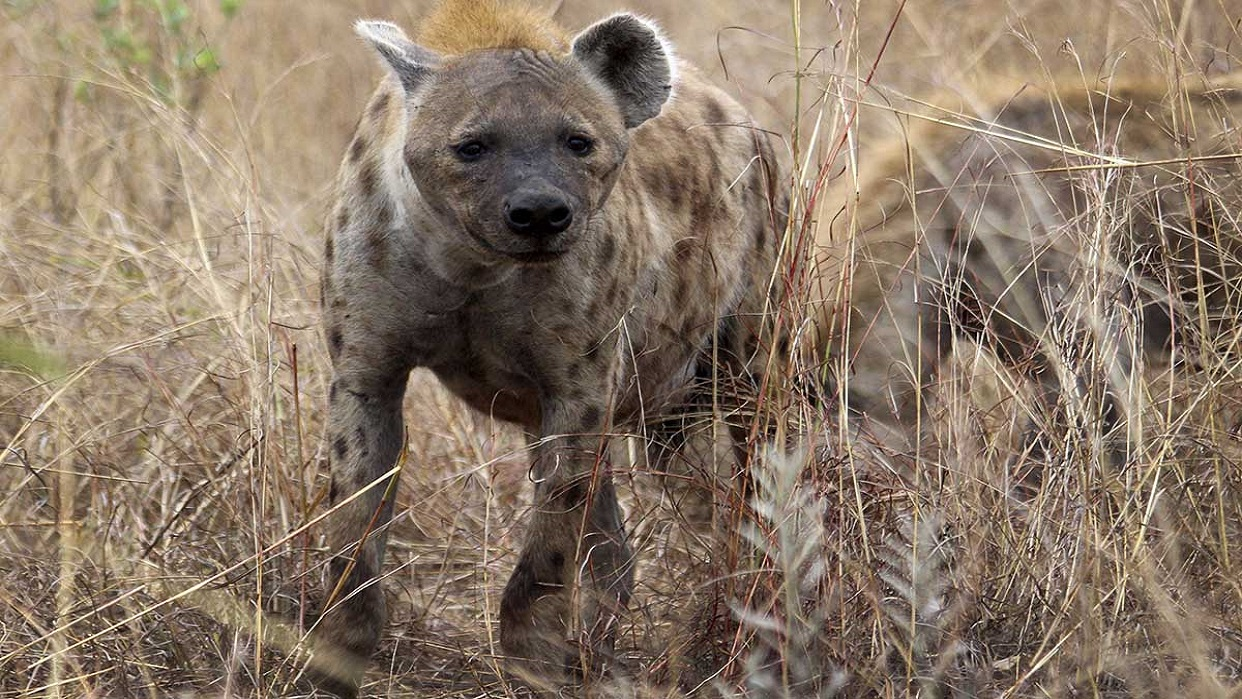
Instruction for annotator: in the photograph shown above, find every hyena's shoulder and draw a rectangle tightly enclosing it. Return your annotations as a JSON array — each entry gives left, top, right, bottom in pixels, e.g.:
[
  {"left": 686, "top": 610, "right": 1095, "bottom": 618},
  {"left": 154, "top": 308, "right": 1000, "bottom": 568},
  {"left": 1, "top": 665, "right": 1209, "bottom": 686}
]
[
  {"left": 321, "top": 80, "right": 407, "bottom": 301},
  {"left": 622, "top": 61, "right": 785, "bottom": 255},
  {"left": 618, "top": 63, "right": 787, "bottom": 334}
]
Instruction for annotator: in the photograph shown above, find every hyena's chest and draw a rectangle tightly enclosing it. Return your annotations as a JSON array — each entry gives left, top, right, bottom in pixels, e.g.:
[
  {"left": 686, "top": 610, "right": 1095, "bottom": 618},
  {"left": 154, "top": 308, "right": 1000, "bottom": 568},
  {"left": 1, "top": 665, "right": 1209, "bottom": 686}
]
[
  {"left": 412, "top": 258, "right": 724, "bottom": 430},
  {"left": 413, "top": 307, "right": 542, "bottom": 427},
  {"left": 417, "top": 279, "right": 618, "bottom": 428}
]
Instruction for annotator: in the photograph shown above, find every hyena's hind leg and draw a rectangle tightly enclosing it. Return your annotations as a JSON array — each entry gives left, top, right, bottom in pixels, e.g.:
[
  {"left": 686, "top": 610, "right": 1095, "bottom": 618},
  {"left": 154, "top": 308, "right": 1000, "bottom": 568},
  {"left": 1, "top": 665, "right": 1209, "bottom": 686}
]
[
  {"left": 308, "top": 360, "right": 410, "bottom": 698},
  {"left": 642, "top": 396, "right": 742, "bottom": 534},
  {"left": 643, "top": 317, "right": 793, "bottom": 552}
]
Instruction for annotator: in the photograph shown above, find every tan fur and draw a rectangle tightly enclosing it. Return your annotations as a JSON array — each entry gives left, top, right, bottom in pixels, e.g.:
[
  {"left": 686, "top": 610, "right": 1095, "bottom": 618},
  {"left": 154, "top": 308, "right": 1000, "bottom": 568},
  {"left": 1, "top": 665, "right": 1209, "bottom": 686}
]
[{"left": 416, "top": 0, "right": 568, "bottom": 55}]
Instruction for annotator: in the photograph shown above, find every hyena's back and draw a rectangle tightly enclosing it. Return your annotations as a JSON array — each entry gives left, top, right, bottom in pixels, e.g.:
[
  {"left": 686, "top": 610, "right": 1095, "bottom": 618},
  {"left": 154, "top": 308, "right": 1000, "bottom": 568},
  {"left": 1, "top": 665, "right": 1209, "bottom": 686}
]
[{"left": 815, "top": 81, "right": 1242, "bottom": 420}]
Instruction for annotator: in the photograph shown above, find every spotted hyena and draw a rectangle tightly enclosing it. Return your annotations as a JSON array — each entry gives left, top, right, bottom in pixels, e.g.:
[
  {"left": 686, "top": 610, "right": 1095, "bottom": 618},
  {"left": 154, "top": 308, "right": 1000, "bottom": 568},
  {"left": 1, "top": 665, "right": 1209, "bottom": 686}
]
[
  {"left": 812, "top": 80, "right": 1242, "bottom": 434},
  {"left": 311, "top": 0, "right": 785, "bottom": 695}
]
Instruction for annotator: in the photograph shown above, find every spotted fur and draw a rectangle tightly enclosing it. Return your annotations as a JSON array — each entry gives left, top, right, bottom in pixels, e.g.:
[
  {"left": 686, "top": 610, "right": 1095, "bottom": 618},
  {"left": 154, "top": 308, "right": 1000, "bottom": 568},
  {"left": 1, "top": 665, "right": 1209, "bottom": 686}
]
[{"left": 311, "top": 2, "right": 786, "bottom": 695}]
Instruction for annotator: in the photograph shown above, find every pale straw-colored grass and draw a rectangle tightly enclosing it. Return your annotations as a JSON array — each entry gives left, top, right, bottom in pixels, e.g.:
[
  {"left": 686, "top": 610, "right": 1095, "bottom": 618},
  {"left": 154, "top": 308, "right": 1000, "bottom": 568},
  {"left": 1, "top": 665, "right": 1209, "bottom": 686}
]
[{"left": 2, "top": 1, "right": 1239, "bottom": 697}]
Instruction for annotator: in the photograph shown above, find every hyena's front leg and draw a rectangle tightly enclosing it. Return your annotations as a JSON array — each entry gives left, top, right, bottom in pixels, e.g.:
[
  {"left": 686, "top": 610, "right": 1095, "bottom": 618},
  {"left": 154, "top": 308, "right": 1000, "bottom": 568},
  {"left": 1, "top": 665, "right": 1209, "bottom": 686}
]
[
  {"left": 309, "top": 369, "right": 408, "bottom": 698},
  {"left": 499, "top": 398, "right": 632, "bottom": 684}
]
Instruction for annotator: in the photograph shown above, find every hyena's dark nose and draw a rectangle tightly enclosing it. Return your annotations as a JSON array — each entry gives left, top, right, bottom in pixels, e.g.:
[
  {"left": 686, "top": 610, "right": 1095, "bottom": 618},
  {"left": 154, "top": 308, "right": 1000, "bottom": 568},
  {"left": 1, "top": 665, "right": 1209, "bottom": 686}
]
[{"left": 504, "top": 191, "right": 573, "bottom": 238}]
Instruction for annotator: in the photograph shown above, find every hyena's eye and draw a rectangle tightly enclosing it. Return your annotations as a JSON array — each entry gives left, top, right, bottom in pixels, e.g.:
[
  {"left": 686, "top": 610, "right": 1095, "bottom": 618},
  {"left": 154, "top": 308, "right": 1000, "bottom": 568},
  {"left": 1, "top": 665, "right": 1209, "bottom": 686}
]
[
  {"left": 565, "top": 135, "right": 594, "bottom": 155},
  {"left": 455, "top": 141, "right": 488, "bottom": 161}
]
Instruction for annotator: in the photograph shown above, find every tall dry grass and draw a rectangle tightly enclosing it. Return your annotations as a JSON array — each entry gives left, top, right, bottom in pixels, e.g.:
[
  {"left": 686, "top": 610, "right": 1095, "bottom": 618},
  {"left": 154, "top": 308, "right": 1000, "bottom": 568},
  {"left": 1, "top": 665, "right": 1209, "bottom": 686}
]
[{"left": 1, "top": 0, "right": 1240, "bottom": 697}]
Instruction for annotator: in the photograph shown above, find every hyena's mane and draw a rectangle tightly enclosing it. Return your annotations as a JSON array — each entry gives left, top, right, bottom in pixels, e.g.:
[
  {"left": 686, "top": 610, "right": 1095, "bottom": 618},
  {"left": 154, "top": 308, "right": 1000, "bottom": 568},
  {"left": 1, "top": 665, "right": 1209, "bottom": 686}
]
[{"left": 416, "top": 0, "right": 569, "bottom": 55}]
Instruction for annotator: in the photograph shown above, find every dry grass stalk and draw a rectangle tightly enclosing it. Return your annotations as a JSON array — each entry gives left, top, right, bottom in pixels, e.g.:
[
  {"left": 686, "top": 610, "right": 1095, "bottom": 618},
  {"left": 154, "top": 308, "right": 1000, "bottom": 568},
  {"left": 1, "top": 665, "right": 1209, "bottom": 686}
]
[{"left": 1, "top": 1, "right": 1240, "bottom": 697}]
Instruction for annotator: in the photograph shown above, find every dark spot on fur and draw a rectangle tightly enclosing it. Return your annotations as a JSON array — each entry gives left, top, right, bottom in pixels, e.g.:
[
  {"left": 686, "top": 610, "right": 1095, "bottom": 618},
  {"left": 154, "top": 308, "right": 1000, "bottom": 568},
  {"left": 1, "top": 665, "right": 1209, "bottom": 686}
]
[
  {"left": 668, "top": 179, "right": 686, "bottom": 209},
  {"left": 674, "top": 274, "right": 690, "bottom": 303},
  {"left": 558, "top": 481, "right": 588, "bottom": 509},
  {"left": 584, "top": 340, "right": 606, "bottom": 364},
  {"left": 567, "top": 362, "right": 582, "bottom": 380},
  {"left": 333, "top": 436, "right": 348, "bottom": 461},
  {"left": 754, "top": 219, "right": 768, "bottom": 252},
  {"left": 705, "top": 146, "right": 721, "bottom": 184},
  {"left": 325, "top": 236, "right": 336, "bottom": 263},
  {"left": 539, "top": 552, "right": 564, "bottom": 586},
  {"left": 328, "top": 326, "right": 344, "bottom": 356},
  {"left": 348, "top": 134, "right": 367, "bottom": 164},
  {"left": 580, "top": 405, "right": 602, "bottom": 430},
  {"left": 329, "top": 480, "right": 339, "bottom": 503},
  {"left": 643, "top": 171, "right": 684, "bottom": 210},
  {"left": 358, "top": 160, "right": 380, "bottom": 199},
  {"left": 587, "top": 294, "right": 606, "bottom": 318},
  {"left": 353, "top": 426, "right": 370, "bottom": 458},
  {"left": 335, "top": 207, "right": 350, "bottom": 234},
  {"left": 597, "top": 234, "right": 617, "bottom": 267},
  {"left": 703, "top": 97, "right": 727, "bottom": 126},
  {"left": 374, "top": 199, "right": 394, "bottom": 229},
  {"left": 675, "top": 156, "right": 695, "bottom": 182},
  {"left": 364, "top": 223, "right": 388, "bottom": 270},
  {"left": 674, "top": 237, "right": 696, "bottom": 262},
  {"left": 604, "top": 283, "right": 621, "bottom": 308},
  {"left": 368, "top": 91, "right": 391, "bottom": 122}
]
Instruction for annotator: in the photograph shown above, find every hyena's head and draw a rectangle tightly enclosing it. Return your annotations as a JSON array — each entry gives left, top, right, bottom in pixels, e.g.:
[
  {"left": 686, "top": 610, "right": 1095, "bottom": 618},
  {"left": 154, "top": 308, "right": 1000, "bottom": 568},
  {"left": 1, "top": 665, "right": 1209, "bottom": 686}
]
[{"left": 357, "top": 15, "right": 673, "bottom": 262}]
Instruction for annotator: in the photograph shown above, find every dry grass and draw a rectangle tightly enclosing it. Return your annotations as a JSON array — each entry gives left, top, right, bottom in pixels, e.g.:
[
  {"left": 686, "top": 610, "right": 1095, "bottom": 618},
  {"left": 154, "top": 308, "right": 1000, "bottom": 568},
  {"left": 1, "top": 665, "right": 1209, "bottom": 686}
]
[{"left": 2, "top": 0, "right": 1241, "bottom": 697}]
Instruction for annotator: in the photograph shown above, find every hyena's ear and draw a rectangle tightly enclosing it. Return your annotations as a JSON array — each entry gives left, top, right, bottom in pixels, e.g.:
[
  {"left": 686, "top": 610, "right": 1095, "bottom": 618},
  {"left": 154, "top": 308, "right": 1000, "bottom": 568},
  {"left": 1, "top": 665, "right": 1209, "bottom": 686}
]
[
  {"left": 355, "top": 20, "right": 441, "bottom": 93},
  {"left": 571, "top": 14, "right": 674, "bottom": 128}
]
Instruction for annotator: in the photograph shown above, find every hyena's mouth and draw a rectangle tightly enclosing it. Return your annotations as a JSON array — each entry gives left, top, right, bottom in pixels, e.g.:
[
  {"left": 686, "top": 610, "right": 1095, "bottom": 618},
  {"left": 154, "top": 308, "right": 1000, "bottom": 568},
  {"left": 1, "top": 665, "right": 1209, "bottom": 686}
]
[
  {"left": 461, "top": 224, "right": 570, "bottom": 264},
  {"left": 507, "top": 249, "right": 568, "bottom": 264}
]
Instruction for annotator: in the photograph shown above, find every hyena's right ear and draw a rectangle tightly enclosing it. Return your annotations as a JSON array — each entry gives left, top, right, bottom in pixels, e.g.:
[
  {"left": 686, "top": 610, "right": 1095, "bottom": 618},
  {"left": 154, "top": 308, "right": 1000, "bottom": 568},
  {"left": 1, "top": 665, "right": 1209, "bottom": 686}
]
[{"left": 355, "top": 20, "right": 441, "bottom": 93}]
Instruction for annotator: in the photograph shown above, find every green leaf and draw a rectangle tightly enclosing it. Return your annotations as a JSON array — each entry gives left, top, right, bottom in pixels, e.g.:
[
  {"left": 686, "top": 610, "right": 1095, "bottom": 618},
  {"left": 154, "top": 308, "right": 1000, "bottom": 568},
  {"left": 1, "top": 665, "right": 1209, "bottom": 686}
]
[
  {"left": 101, "top": 26, "right": 134, "bottom": 54},
  {"left": 73, "top": 78, "right": 94, "bottom": 103},
  {"left": 93, "top": 0, "right": 119, "bottom": 20},
  {"left": 192, "top": 47, "right": 220, "bottom": 74},
  {"left": 219, "top": 0, "right": 241, "bottom": 19},
  {"left": 0, "top": 336, "right": 64, "bottom": 379}
]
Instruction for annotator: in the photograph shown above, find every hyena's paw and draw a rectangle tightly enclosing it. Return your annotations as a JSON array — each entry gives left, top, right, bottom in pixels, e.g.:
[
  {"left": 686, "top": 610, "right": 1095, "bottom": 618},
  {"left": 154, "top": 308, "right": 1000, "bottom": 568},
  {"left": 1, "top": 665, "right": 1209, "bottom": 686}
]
[
  {"left": 499, "top": 548, "right": 580, "bottom": 688},
  {"left": 499, "top": 563, "right": 631, "bottom": 694},
  {"left": 304, "top": 566, "right": 387, "bottom": 698}
]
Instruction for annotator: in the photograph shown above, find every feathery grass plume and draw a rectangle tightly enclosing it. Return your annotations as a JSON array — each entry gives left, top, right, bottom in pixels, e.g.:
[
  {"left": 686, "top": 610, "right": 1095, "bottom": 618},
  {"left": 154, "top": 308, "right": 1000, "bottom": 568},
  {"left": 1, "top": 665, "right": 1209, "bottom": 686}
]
[
  {"left": 876, "top": 513, "right": 975, "bottom": 698},
  {"left": 720, "top": 446, "right": 846, "bottom": 698}
]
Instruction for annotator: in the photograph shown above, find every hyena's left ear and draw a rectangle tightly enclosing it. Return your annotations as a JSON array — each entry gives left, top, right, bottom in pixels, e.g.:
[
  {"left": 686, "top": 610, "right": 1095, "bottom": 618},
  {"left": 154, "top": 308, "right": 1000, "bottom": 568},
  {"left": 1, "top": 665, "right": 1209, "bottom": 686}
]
[
  {"left": 355, "top": 19, "right": 441, "bottom": 93},
  {"left": 571, "top": 14, "right": 674, "bottom": 128}
]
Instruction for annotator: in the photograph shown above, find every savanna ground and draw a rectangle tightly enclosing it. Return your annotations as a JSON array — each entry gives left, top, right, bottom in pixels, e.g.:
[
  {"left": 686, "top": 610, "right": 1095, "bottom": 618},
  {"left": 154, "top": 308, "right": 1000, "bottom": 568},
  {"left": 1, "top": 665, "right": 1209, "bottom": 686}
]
[{"left": 2, "top": 0, "right": 1241, "bottom": 697}]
